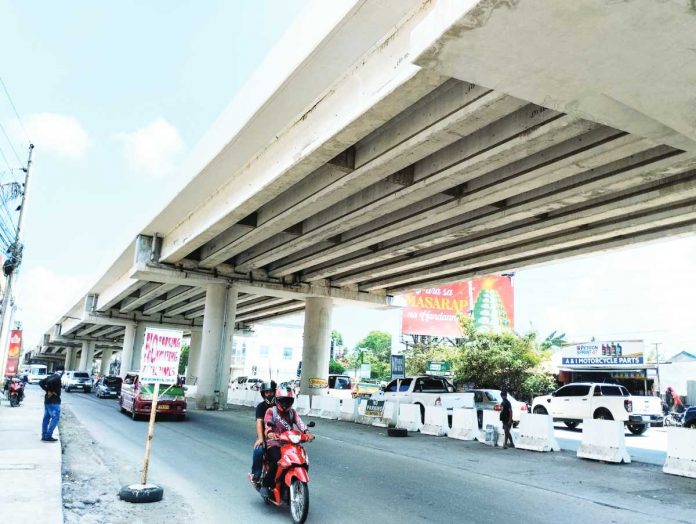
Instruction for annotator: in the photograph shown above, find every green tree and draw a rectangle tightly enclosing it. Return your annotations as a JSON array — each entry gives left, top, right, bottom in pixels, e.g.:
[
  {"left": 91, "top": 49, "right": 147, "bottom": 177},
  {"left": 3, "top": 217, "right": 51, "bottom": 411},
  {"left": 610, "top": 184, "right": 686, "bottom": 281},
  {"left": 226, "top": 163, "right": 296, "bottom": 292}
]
[
  {"left": 331, "top": 330, "right": 344, "bottom": 347},
  {"left": 540, "top": 330, "right": 566, "bottom": 351},
  {"left": 329, "top": 359, "right": 345, "bottom": 374},
  {"left": 178, "top": 344, "right": 190, "bottom": 375},
  {"left": 354, "top": 331, "right": 392, "bottom": 362}
]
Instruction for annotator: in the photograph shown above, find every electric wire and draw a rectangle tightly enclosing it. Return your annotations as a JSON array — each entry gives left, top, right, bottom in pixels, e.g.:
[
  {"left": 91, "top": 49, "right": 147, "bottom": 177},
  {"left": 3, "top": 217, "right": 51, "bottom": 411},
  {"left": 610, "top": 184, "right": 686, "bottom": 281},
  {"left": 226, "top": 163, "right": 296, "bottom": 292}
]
[
  {"left": 0, "top": 143, "right": 14, "bottom": 173},
  {"left": 0, "top": 77, "right": 29, "bottom": 144},
  {"left": 0, "top": 120, "right": 21, "bottom": 165}
]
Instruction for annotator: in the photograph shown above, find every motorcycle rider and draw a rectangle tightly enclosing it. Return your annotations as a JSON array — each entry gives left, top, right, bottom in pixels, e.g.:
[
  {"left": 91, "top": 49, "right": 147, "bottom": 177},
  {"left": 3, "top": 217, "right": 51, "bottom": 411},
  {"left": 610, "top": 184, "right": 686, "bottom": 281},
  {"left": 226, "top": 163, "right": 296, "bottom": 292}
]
[
  {"left": 260, "top": 387, "right": 314, "bottom": 498},
  {"left": 249, "top": 380, "right": 277, "bottom": 487}
]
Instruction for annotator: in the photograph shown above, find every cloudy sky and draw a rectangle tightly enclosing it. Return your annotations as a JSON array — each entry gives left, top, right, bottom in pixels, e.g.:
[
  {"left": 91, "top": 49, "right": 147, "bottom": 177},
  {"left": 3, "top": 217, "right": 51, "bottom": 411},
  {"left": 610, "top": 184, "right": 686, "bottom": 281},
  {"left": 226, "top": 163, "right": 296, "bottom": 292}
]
[{"left": 1, "top": 0, "right": 694, "bottom": 362}]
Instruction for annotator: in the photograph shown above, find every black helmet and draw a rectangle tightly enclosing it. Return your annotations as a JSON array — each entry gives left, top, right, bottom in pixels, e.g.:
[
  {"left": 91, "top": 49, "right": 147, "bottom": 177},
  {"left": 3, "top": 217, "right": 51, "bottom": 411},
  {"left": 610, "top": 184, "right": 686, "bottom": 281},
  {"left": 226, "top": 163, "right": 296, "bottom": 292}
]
[{"left": 260, "top": 380, "right": 277, "bottom": 393}]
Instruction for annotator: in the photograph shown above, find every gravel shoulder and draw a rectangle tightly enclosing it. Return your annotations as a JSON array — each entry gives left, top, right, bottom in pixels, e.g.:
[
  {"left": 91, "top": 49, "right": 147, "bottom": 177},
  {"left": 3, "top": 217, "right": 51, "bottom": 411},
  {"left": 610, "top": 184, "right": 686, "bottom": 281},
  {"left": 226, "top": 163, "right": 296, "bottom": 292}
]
[{"left": 60, "top": 406, "right": 194, "bottom": 524}]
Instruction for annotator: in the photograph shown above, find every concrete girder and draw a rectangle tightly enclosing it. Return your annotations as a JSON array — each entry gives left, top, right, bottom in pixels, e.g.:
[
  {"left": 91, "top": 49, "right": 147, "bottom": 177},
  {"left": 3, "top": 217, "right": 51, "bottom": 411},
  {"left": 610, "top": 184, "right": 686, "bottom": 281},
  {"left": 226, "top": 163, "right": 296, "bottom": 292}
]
[
  {"left": 160, "top": 3, "right": 446, "bottom": 264},
  {"left": 75, "top": 323, "right": 102, "bottom": 337},
  {"left": 97, "top": 274, "right": 146, "bottom": 312},
  {"left": 236, "top": 296, "right": 296, "bottom": 315},
  {"left": 164, "top": 297, "right": 207, "bottom": 317},
  {"left": 387, "top": 220, "right": 696, "bottom": 295},
  {"left": 89, "top": 325, "right": 125, "bottom": 339},
  {"left": 330, "top": 171, "right": 696, "bottom": 286},
  {"left": 371, "top": 202, "right": 696, "bottom": 292},
  {"left": 234, "top": 280, "right": 391, "bottom": 307},
  {"left": 120, "top": 282, "right": 178, "bottom": 313},
  {"left": 214, "top": 88, "right": 527, "bottom": 269},
  {"left": 142, "top": 286, "right": 204, "bottom": 315},
  {"left": 235, "top": 300, "right": 305, "bottom": 324},
  {"left": 184, "top": 308, "right": 206, "bottom": 320},
  {"left": 223, "top": 84, "right": 527, "bottom": 272}
]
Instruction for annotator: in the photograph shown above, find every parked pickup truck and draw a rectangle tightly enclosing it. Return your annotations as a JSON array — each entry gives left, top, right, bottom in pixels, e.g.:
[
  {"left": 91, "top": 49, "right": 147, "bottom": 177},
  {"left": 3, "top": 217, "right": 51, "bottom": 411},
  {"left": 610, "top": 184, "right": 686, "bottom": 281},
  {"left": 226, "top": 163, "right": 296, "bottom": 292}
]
[
  {"left": 532, "top": 382, "right": 663, "bottom": 435},
  {"left": 371, "top": 376, "right": 473, "bottom": 422}
]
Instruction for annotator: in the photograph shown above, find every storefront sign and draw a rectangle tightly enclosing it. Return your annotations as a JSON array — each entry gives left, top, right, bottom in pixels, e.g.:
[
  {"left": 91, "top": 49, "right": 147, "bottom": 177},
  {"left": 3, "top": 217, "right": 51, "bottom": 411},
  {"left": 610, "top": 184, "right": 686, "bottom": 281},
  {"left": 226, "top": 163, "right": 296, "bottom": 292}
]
[
  {"left": 139, "top": 328, "right": 183, "bottom": 384},
  {"left": 561, "top": 340, "right": 644, "bottom": 366},
  {"left": 3, "top": 329, "right": 21, "bottom": 376},
  {"left": 426, "top": 360, "right": 452, "bottom": 375},
  {"left": 390, "top": 355, "right": 405, "bottom": 379},
  {"left": 364, "top": 399, "right": 385, "bottom": 417},
  {"left": 308, "top": 378, "right": 328, "bottom": 389}
]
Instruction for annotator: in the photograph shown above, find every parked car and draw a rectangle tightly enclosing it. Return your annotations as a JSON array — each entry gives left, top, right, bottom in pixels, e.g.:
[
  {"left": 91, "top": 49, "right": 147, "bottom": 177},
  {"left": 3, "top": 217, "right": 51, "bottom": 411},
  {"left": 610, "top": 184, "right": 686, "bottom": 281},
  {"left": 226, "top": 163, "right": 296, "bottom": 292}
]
[
  {"left": 467, "top": 389, "right": 527, "bottom": 428},
  {"left": 532, "top": 383, "right": 663, "bottom": 435},
  {"left": 231, "top": 376, "right": 265, "bottom": 391},
  {"left": 94, "top": 375, "right": 123, "bottom": 399},
  {"left": 62, "top": 371, "right": 93, "bottom": 393},
  {"left": 119, "top": 372, "right": 187, "bottom": 421},
  {"left": 327, "top": 374, "right": 353, "bottom": 399},
  {"left": 372, "top": 376, "right": 474, "bottom": 423},
  {"left": 683, "top": 406, "right": 696, "bottom": 429}
]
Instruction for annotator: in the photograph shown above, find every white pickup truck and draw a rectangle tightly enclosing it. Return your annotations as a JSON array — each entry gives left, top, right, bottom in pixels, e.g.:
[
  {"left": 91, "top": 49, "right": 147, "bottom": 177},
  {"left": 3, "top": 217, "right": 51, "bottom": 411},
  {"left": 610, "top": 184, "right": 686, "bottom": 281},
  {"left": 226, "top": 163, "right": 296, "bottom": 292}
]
[
  {"left": 371, "top": 376, "right": 474, "bottom": 422},
  {"left": 532, "top": 382, "right": 663, "bottom": 435}
]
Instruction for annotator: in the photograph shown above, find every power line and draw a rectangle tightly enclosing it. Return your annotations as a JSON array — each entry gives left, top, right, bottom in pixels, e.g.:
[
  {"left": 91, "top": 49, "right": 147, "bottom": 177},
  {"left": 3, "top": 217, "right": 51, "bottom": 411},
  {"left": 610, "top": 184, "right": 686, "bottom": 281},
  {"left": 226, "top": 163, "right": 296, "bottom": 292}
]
[
  {"left": 0, "top": 77, "right": 29, "bottom": 144},
  {"left": 0, "top": 143, "right": 13, "bottom": 173},
  {"left": 0, "top": 120, "right": 21, "bottom": 165}
]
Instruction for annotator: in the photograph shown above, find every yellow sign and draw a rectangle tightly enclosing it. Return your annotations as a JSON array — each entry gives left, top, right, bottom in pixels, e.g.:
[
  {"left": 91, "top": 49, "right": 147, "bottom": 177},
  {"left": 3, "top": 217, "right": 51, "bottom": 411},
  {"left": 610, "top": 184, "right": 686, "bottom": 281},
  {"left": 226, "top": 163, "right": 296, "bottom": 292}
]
[{"left": 309, "top": 378, "right": 328, "bottom": 389}]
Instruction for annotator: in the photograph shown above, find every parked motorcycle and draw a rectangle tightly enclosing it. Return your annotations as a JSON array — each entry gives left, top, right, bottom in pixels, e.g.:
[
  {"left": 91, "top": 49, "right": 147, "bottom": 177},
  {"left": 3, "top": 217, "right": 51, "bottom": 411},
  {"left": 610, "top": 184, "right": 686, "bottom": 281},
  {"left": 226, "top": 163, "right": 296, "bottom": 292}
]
[
  {"left": 253, "top": 421, "right": 315, "bottom": 524},
  {"left": 8, "top": 377, "right": 25, "bottom": 407}
]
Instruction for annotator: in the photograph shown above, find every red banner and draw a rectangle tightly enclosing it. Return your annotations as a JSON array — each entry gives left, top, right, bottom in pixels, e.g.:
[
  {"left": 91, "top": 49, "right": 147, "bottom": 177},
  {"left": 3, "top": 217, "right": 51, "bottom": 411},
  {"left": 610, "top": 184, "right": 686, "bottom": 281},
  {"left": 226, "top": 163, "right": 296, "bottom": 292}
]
[
  {"left": 4, "top": 329, "right": 22, "bottom": 377},
  {"left": 401, "top": 276, "right": 514, "bottom": 337}
]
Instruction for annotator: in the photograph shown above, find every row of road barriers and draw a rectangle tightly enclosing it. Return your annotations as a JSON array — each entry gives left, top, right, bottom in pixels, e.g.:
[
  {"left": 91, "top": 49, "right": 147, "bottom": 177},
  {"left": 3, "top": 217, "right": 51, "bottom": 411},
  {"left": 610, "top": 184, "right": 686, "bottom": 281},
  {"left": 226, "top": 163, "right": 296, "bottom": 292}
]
[{"left": 228, "top": 392, "right": 696, "bottom": 479}]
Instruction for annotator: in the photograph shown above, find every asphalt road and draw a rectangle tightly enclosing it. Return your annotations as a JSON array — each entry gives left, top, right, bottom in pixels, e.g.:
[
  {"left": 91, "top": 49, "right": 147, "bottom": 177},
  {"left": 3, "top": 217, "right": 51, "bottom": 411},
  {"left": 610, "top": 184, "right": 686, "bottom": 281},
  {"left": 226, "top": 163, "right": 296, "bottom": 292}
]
[{"left": 61, "top": 391, "right": 696, "bottom": 524}]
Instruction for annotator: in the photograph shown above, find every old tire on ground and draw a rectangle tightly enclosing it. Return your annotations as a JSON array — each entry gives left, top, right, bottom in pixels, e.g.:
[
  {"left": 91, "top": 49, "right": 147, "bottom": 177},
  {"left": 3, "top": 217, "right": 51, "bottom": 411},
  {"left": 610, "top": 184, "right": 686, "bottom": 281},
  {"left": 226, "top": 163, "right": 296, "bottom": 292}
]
[
  {"left": 533, "top": 406, "right": 547, "bottom": 415},
  {"left": 627, "top": 424, "right": 648, "bottom": 435},
  {"left": 594, "top": 409, "right": 613, "bottom": 420},
  {"left": 564, "top": 421, "right": 579, "bottom": 429},
  {"left": 387, "top": 428, "right": 408, "bottom": 437},
  {"left": 118, "top": 484, "right": 163, "bottom": 503},
  {"left": 289, "top": 478, "right": 309, "bottom": 524}
]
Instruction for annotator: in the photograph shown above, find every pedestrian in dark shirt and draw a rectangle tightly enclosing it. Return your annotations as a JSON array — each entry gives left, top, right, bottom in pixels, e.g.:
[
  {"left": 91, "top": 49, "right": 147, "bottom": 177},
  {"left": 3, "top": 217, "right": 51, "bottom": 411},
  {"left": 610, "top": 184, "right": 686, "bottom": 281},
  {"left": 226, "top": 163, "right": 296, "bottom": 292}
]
[
  {"left": 38, "top": 365, "right": 64, "bottom": 442},
  {"left": 500, "top": 390, "right": 514, "bottom": 449}
]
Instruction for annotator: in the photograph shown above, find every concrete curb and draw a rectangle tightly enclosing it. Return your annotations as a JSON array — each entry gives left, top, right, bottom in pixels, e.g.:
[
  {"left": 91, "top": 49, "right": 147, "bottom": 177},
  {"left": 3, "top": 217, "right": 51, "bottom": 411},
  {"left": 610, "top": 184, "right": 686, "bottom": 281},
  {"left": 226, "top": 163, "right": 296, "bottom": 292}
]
[{"left": 0, "top": 385, "right": 63, "bottom": 523}]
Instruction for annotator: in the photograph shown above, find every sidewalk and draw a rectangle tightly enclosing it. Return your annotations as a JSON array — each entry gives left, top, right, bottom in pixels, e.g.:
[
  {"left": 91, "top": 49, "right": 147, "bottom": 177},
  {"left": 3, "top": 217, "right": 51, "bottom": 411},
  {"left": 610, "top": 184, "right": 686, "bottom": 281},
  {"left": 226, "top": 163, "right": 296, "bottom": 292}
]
[{"left": 0, "top": 385, "right": 63, "bottom": 523}]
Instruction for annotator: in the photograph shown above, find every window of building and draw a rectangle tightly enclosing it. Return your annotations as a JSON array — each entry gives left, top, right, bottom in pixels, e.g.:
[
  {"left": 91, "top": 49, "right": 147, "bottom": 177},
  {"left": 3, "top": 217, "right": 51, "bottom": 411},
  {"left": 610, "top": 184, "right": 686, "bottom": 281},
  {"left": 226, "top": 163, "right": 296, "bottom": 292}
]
[
  {"left": 259, "top": 345, "right": 269, "bottom": 358},
  {"left": 282, "top": 347, "right": 293, "bottom": 360}
]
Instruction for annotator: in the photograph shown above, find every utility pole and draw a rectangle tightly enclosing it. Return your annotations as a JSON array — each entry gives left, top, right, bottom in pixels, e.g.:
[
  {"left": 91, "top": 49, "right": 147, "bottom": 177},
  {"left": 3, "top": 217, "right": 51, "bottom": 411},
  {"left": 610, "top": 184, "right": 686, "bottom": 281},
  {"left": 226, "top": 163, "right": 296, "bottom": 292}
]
[
  {"left": 0, "top": 143, "right": 34, "bottom": 376},
  {"left": 653, "top": 342, "right": 662, "bottom": 398}
]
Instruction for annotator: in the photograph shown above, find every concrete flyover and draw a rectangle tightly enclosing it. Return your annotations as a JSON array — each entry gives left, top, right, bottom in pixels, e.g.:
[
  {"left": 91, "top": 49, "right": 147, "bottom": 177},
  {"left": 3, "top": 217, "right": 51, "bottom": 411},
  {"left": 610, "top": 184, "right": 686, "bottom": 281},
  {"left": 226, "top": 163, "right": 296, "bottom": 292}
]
[{"left": 38, "top": 0, "right": 696, "bottom": 406}]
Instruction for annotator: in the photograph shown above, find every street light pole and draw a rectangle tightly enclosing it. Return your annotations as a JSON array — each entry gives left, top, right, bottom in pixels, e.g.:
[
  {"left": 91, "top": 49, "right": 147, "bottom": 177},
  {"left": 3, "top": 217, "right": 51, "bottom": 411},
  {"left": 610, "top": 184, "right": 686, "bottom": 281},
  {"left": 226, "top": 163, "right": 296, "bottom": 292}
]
[{"left": 653, "top": 342, "right": 662, "bottom": 398}]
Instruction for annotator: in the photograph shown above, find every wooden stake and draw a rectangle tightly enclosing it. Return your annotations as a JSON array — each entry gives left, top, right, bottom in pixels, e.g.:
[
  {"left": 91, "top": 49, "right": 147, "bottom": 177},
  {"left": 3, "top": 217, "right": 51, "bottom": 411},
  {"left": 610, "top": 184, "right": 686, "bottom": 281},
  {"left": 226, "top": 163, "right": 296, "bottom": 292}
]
[{"left": 141, "top": 382, "right": 160, "bottom": 485}]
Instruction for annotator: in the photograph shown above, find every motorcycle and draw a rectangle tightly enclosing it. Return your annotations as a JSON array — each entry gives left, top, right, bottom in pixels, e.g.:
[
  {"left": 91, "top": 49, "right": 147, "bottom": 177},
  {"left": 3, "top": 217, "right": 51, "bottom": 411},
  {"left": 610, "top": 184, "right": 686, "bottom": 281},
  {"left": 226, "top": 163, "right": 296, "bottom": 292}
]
[
  {"left": 254, "top": 421, "right": 315, "bottom": 524},
  {"left": 8, "top": 377, "right": 25, "bottom": 407}
]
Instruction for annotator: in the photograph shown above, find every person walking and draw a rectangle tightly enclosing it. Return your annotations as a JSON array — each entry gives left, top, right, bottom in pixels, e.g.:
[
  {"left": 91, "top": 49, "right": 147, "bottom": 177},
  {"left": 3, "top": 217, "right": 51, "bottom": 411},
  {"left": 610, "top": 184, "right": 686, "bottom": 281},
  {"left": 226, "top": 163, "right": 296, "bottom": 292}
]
[
  {"left": 38, "top": 365, "right": 64, "bottom": 442},
  {"left": 500, "top": 390, "right": 515, "bottom": 449}
]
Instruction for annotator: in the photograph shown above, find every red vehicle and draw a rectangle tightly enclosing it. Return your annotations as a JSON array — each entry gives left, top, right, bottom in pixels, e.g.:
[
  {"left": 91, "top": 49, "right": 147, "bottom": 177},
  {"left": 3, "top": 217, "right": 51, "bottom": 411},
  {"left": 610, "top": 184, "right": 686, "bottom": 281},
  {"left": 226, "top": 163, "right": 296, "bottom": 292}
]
[
  {"left": 118, "top": 372, "right": 187, "bottom": 421},
  {"left": 255, "top": 421, "right": 315, "bottom": 524},
  {"left": 6, "top": 377, "right": 25, "bottom": 407}
]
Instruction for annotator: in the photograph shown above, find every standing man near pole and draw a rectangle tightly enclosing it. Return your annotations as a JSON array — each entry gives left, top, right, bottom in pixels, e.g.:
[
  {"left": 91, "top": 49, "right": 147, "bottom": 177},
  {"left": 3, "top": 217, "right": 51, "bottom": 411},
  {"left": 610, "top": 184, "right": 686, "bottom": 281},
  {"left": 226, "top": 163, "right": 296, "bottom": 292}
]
[
  {"left": 500, "top": 390, "right": 515, "bottom": 449},
  {"left": 39, "top": 364, "right": 64, "bottom": 442}
]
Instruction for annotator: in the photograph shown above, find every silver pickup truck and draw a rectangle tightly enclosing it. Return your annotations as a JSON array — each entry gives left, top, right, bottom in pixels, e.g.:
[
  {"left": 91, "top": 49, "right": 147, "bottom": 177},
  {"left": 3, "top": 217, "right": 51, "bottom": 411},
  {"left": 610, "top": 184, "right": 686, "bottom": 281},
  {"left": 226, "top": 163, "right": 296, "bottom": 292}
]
[{"left": 371, "top": 375, "right": 474, "bottom": 422}]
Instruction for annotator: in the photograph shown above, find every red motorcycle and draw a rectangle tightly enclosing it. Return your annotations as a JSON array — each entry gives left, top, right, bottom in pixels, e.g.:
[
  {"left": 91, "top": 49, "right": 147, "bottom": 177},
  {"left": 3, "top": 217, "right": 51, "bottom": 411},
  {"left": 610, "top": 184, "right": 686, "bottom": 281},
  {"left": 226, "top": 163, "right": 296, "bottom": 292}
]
[
  {"left": 8, "top": 377, "right": 25, "bottom": 407},
  {"left": 255, "top": 421, "right": 315, "bottom": 524}
]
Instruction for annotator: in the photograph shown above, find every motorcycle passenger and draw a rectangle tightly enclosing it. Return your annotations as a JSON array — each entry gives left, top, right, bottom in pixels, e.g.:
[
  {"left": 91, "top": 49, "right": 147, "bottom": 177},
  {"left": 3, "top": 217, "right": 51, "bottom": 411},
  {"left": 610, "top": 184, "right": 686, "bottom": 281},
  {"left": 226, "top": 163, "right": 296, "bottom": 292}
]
[
  {"left": 260, "top": 387, "right": 314, "bottom": 497},
  {"left": 249, "top": 380, "right": 277, "bottom": 486}
]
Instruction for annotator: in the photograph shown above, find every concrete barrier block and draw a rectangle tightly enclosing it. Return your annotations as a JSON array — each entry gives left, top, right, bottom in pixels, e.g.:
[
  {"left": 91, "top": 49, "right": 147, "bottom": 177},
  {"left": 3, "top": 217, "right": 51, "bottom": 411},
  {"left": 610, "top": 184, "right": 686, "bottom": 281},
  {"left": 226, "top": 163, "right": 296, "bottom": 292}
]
[
  {"left": 515, "top": 413, "right": 560, "bottom": 452},
  {"left": 421, "top": 405, "right": 448, "bottom": 437},
  {"left": 448, "top": 408, "right": 478, "bottom": 441},
  {"left": 663, "top": 427, "right": 696, "bottom": 478},
  {"left": 397, "top": 403, "right": 423, "bottom": 432},
  {"left": 243, "top": 390, "right": 259, "bottom": 407},
  {"left": 226, "top": 388, "right": 239, "bottom": 404},
  {"left": 577, "top": 419, "right": 630, "bottom": 464},
  {"left": 339, "top": 398, "right": 358, "bottom": 422},
  {"left": 295, "top": 395, "right": 310, "bottom": 416},
  {"left": 372, "top": 401, "right": 397, "bottom": 428},
  {"left": 355, "top": 399, "right": 371, "bottom": 425},
  {"left": 319, "top": 396, "right": 341, "bottom": 420},
  {"left": 308, "top": 395, "right": 323, "bottom": 417},
  {"left": 478, "top": 410, "right": 505, "bottom": 446}
]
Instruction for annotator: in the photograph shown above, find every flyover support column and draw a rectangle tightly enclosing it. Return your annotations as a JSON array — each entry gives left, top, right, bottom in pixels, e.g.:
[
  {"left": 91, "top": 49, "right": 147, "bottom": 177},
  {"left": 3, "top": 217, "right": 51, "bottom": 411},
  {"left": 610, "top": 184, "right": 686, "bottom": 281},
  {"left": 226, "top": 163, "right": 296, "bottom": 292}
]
[
  {"left": 78, "top": 341, "right": 94, "bottom": 371},
  {"left": 131, "top": 323, "right": 147, "bottom": 371},
  {"left": 63, "top": 347, "right": 74, "bottom": 370},
  {"left": 100, "top": 349, "right": 113, "bottom": 375},
  {"left": 216, "top": 283, "right": 238, "bottom": 400},
  {"left": 186, "top": 330, "right": 202, "bottom": 385},
  {"left": 119, "top": 324, "right": 136, "bottom": 378},
  {"left": 300, "top": 297, "right": 333, "bottom": 396},
  {"left": 196, "top": 284, "right": 227, "bottom": 410}
]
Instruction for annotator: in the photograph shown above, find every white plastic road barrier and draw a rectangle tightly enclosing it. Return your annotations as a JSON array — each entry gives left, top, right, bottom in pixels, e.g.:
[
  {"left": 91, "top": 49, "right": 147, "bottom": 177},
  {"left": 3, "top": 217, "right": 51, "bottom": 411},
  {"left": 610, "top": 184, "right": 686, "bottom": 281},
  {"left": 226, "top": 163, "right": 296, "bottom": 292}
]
[
  {"left": 515, "top": 413, "right": 560, "bottom": 452},
  {"left": 421, "top": 405, "right": 449, "bottom": 437},
  {"left": 576, "top": 419, "right": 630, "bottom": 464},
  {"left": 340, "top": 398, "right": 358, "bottom": 422},
  {"left": 663, "top": 427, "right": 696, "bottom": 478},
  {"left": 295, "top": 395, "right": 310, "bottom": 416},
  {"left": 308, "top": 395, "right": 324, "bottom": 417},
  {"left": 355, "top": 400, "right": 370, "bottom": 425},
  {"left": 478, "top": 410, "right": 505, "bottom": 447},
  {"left": 319, "top": 396, "right": 341, "bottom": 420},
  {"left": 227, "top": 388, "right": 240, "bottom": 405},
  {"left": 372, "top": 401, "right": 397, "bottom": 428},
  {"left": 244, "top": 390, "right": 259, "bottom": 407},
  {"left": 448, "top": 408, "right": 478, "bottom": 441},
  {"left": 396, "top": 403, "right": 423, "bottom": 432}
]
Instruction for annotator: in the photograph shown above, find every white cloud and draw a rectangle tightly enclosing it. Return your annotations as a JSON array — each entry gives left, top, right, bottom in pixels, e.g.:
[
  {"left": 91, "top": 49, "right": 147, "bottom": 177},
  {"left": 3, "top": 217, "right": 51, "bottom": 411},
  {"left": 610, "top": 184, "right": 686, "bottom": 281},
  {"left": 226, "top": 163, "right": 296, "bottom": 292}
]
[
  {"left": 22, "top": 113, "right": 89, "bottom": 158},
  {"left": 13, "top": 266, "right": 90, "bottom": 347},
  {"left": 114, "top": 118, "right": 184, "bottom": 178}
]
